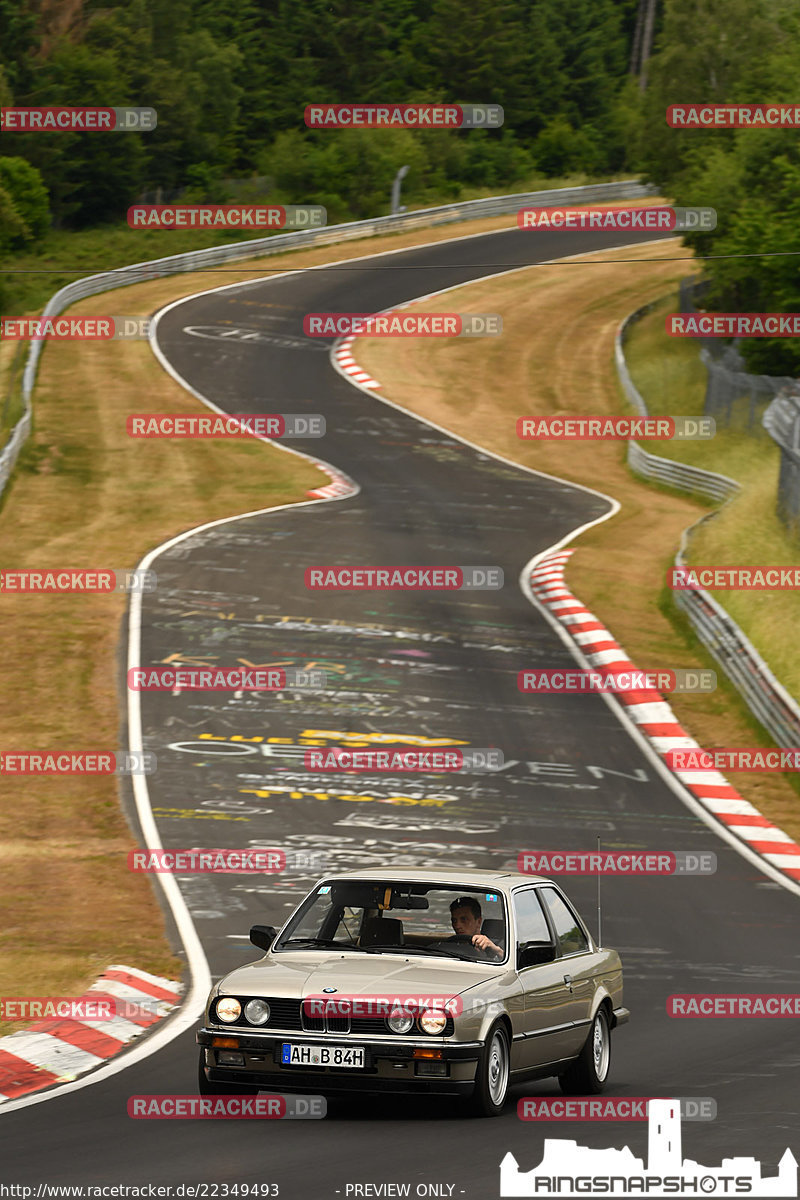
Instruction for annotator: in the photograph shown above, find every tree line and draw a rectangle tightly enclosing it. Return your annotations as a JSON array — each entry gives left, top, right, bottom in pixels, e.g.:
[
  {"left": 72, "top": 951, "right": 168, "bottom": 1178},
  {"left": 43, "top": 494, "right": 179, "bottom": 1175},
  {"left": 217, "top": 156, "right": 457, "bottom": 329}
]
[{"left": 2, "top": 0, "right": 800, "bottom": 371}]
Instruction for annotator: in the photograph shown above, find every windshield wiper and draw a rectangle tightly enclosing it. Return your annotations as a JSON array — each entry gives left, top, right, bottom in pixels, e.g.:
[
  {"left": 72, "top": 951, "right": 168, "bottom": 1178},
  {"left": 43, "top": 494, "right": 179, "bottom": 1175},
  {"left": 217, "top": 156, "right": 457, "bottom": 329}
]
[
  {"left": 278, "top": 937, "right": 359, "bottom": 951},
  {"left": 377, "top": 945, "right": 471, "bottom": 960}
]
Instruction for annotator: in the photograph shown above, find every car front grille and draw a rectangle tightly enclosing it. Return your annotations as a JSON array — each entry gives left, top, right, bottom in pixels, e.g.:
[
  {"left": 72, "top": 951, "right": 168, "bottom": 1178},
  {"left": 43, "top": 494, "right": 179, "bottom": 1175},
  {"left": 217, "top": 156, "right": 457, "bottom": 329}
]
[{"left": 215, "top": 997, "right": 454, "bottom": 1037}]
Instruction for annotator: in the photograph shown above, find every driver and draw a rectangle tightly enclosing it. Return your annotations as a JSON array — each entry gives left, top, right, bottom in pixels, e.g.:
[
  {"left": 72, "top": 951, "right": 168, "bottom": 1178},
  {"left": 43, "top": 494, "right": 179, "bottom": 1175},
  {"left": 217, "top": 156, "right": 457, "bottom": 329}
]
[{"left": 448, "top": 897, "right": 503, "bottom": 960}]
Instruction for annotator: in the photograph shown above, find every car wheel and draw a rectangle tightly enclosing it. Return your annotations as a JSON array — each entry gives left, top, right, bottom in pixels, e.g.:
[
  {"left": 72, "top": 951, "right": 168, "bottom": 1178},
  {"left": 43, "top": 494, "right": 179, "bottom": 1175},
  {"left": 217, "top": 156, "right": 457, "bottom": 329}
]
[
  {"left": 198, "top": 1049, "right": 259, "bottom": 1096},
  {"left": 559, "top": 1006, "right": 611, "bottom": 1095},
  {"left": 467, "top": 1022, "right": 510, "bottom": 1116}
]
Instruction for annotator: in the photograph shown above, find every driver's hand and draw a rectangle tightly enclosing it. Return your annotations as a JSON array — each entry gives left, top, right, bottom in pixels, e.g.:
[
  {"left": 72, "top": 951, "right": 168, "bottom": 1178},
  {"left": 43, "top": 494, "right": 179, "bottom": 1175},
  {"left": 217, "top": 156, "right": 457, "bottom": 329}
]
[{"left": 472, "top": 934, "right": 501, "bottom": 957}]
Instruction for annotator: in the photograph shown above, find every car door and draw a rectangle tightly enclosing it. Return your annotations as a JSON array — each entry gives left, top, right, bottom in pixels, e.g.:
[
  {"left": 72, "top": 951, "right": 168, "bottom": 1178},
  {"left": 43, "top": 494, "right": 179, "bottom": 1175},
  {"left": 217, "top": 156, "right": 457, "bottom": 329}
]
[
  {"left": 538, "top": 885, "right": 600, "bottom": 1056},
  {"left": 511, "top": 888, "right": 581, "bottom": 1070}
]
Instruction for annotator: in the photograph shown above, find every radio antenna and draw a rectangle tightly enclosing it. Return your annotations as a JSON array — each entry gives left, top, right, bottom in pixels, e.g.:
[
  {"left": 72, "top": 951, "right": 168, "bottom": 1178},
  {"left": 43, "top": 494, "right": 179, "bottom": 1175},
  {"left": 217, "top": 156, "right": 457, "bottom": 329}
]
[{"left": 596, "top": 835, "right": 602, "bottom": 948}]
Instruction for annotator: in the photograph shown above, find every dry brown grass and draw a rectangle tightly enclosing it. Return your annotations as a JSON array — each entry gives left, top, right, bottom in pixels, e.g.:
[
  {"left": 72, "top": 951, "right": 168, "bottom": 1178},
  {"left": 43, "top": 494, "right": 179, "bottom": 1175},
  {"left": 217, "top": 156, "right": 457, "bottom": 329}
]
[{"left": 354, "top": 238, "right": 800, "bottom": 845}]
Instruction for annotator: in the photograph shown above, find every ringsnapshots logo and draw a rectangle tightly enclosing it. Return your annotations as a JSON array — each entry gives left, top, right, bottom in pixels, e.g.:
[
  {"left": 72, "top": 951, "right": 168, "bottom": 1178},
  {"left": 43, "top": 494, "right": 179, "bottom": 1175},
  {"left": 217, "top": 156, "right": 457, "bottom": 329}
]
[
  {"left": 667, "top": 103, "right": 800, "bottom": 128},
  {"left": 303, "top": 747, "right": 504, "bottom": 772},
  {"left": 127, "top": 414, "right": 325, "bottom": 438},
  {"left": 127, "top": 205, "right": 326, "bottom": 230},
  {"left": 0, "top": 750, "right": 155, "bottom": 775},
  {"left": 128, "top": 1095, "right": 326, "bottom": 1119},
  {"left": 518, "top": 1098, "right": 717, "bottom": 1122},
  {"left": 500, "top": 1098, "right": 798, "bottom": 1198},
  {"left": 518, "top": 669, "right": 716, "bottom": 694},
  {"left": 127, "top": 667, "right": 327, "bottom": 691},
  {"left": 517, "top": 205, "right": 716, "bottom": 232},
  {"left": 0, "top": 107, "right": 156, "bottom": 131},
  {"left": 665, "top": 748, "right": 800, "bottom": 772},
  {"left": 517, "top": 416, "right": 714, "bottom": 440},
  {"left": 304, "top": 313, "right": 501, "bottom": 337},
  {"left": 667, "top": 313, "right": 800, "bottom": 337},
  {"left": 305, "top": 566, "right": 503, "bottom": 590},
  {"left": 304, "top": 103, "right": 503, "bottom": 129},
  {"left": 518, "top": 851, "right": 717, "bottom": 875},
  {"left": 669, "top": 565, "right": 800, "bottom": 590},
  {"left": 127, "top": 848, "right": 325, "bottom": 873},
  {"left": 0, "top": 569, "right": 156, "bottom": 593}
]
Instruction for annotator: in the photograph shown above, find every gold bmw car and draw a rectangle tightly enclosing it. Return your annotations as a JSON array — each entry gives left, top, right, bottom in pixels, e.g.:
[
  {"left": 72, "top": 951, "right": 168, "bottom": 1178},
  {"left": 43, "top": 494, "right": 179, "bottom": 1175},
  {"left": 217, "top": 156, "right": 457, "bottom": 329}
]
[{"left": 197, "top": 868, "right": 628, "bottom": 1116}]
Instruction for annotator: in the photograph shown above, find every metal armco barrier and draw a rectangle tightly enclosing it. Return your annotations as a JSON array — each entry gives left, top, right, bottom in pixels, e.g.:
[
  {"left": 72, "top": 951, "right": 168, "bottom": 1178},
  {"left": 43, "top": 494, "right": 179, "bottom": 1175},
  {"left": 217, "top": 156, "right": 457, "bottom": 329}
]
[
  {"left": 0, "top": 179, "right": 654, "bottom": 500},
  {"left": 763, "top": 389, "right": 800, "bottom": 534},
  {"left": 617, "top": 305, "right": 800, "bottom": 748}
]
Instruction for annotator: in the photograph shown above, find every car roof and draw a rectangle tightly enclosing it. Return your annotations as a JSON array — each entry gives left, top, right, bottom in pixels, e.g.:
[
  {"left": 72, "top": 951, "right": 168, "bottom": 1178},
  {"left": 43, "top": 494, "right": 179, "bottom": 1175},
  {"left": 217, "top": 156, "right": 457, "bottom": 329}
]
[{"left": 318, "top": 867, "right": 550, "bottom": 889}]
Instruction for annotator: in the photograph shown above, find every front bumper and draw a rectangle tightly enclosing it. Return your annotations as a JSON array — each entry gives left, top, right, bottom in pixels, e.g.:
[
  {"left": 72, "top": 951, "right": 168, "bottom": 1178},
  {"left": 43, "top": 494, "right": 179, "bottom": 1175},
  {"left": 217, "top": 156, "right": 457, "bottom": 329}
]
[{"left": 197, "top": 1027, "right": 481, "bottom": 1096}]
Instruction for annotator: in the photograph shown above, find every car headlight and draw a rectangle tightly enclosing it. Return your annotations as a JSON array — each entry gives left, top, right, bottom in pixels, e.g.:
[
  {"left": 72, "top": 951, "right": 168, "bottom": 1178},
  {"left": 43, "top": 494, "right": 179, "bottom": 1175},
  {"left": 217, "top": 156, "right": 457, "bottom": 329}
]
[
  {"left": 244, "top": 998, "right": 271, "bottom": 1026},
  {"left": 418, "top": 1009, "right": 447, "bottom": 1035},
  {"left": 216, "top": 996, "right": 242, "bottom": 1023},
  {"left": 387, "top": 1008, "right": 415, "bottom": 1035}
]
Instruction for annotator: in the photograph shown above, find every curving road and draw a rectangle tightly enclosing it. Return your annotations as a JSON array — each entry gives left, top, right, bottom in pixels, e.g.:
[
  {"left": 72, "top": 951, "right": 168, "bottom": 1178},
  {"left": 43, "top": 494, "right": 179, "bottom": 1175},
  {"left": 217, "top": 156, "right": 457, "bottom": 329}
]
[{"left": 3, "top": 225, "right": 799, "bottom": 1195}]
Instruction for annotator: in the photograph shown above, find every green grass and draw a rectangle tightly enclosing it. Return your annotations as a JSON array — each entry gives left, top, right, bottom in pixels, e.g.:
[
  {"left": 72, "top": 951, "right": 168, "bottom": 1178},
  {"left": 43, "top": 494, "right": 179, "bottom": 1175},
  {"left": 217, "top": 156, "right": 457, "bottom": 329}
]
[{"left": 623, "top": 290, "right": 800, "bottom": 708}]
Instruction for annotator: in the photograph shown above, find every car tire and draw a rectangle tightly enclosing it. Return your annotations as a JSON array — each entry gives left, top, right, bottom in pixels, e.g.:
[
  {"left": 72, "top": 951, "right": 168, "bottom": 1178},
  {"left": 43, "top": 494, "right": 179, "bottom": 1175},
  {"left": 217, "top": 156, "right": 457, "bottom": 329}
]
[
  {"left": 559, "top": 1006, "right": 611, "bottom": 1095},
  {"left": 466, "top": 1022, "right": 510, "bottom": 1116},
  {"left": 198, "top": 1049, "right": 259, "bottom": 1096}
]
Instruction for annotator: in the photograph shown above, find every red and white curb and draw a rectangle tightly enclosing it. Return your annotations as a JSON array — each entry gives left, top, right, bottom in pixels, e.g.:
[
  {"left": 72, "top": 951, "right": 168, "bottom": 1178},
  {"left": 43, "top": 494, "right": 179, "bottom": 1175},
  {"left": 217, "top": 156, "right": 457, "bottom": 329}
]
[
  {"left": 306, "top": 457, "right": 358, "bottom": 500},
  {"left": 530, "top": 550, "right": 800, "bottom": 883},
  {"left": 332, "top": 337, "right": 380, "bottom": 389},
  {"left": 0, "top": 965, "right": 182, "bottom": 1103}
]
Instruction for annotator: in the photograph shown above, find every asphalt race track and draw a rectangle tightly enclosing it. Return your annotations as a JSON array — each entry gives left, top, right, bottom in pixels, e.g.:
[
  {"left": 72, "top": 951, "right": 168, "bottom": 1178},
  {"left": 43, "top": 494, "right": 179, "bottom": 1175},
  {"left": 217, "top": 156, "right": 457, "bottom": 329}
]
[{"left": 3, "top": 226, "right": 799, "bottom": 1195}]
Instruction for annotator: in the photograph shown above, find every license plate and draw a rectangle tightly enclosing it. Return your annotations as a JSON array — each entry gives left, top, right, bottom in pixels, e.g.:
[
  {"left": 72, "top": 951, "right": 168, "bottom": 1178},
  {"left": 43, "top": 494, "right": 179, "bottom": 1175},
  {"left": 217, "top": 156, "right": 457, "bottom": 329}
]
[{"left": 281, "top": 1042, "right": 365, "bottom": 1068}]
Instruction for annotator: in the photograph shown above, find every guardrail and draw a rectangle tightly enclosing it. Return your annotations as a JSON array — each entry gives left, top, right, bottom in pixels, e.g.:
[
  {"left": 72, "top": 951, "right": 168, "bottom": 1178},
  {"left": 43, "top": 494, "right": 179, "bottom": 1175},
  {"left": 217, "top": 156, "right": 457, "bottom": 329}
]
[
  {"left": 763, "top": 388, "right": 800, "bottom": 533},
  {"left": 617, "top": 303, "right": 800, "bottom": 748},
  {"left": 616, "top": 306, "right": 740, "bottom": 502},
  {"left": 0, "top": 178, "right": 655, "bottom": 501}
]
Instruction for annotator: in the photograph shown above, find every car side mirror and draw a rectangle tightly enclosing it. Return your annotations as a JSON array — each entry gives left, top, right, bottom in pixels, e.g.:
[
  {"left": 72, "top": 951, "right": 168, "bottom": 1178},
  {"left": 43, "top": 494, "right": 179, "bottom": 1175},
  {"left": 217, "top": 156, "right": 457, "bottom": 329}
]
[
  {"left": 517, "top": 941, "right": 557, "bottom": 969},
  {"left": 250, "top": 924, "right": 278, "bottom": 951}
]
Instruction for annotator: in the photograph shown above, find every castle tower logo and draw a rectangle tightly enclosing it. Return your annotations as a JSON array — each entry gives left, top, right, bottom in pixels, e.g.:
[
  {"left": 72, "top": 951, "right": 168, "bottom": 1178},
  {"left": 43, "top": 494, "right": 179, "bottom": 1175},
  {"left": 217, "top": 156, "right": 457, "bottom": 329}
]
[{"left": 501, "top": 1099, "right": 797, "bottom": 1197}]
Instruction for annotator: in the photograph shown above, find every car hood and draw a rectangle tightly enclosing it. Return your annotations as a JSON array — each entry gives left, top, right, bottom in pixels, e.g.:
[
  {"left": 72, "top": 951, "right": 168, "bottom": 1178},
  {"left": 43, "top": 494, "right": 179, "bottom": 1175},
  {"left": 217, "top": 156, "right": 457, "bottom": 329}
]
[{"left": 217, "top": 951, "right": 503, "bottom": 1001}]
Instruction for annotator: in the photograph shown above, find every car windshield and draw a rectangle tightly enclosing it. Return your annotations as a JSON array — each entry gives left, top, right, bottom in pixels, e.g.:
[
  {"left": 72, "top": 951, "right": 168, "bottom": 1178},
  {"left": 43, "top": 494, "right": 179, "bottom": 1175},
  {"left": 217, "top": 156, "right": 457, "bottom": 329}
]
[{"left": 275, "top": 880, "right": 508, "bottom": 963}]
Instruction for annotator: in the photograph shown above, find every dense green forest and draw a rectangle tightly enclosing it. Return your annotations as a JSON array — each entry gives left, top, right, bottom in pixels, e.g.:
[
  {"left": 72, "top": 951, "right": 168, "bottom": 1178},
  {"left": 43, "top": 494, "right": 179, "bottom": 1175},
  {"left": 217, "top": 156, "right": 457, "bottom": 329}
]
[{"left": 2, "top": 0, "right": 800, "bottom": 370}]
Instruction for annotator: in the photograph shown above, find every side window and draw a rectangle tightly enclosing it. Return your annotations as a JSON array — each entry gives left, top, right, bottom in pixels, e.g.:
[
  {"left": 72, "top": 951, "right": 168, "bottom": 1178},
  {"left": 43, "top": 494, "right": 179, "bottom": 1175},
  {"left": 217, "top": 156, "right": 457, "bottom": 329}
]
[
  {"left": 540, "top": 888, "right": 589, "bottom": 956},
  {"left": 513, "top": 889, "right": 552, "bottom": 946}
]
